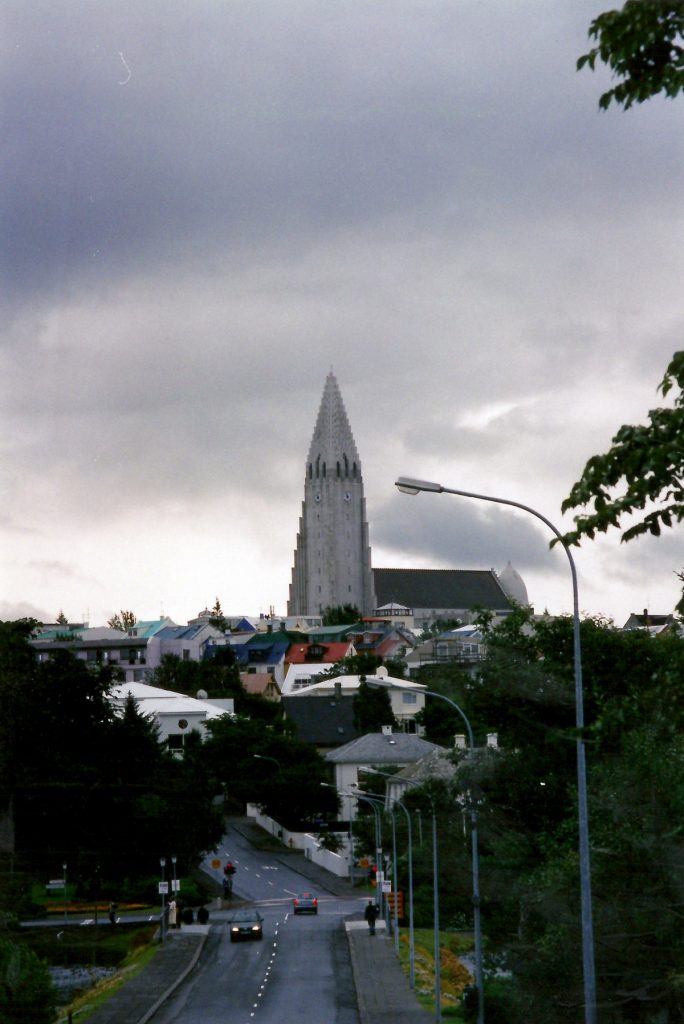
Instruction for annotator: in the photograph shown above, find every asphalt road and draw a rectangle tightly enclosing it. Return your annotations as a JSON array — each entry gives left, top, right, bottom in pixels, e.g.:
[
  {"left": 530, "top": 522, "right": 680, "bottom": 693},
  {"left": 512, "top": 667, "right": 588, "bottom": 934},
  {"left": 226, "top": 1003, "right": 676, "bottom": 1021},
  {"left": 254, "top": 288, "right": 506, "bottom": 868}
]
[{"left": 148, "top": 823, "right": 362, "bottom": 1024}]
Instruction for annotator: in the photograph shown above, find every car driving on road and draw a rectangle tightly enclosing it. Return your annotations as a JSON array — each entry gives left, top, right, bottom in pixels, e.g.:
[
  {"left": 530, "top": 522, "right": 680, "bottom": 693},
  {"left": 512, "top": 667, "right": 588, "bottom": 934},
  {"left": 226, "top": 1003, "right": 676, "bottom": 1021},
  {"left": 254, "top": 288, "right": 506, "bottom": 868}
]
[
  {"left": 292, "top": 892, "right": 318, "bottom": 915},
  {"left": 229, "top": 909, "right": 263, "bottom": 941}
]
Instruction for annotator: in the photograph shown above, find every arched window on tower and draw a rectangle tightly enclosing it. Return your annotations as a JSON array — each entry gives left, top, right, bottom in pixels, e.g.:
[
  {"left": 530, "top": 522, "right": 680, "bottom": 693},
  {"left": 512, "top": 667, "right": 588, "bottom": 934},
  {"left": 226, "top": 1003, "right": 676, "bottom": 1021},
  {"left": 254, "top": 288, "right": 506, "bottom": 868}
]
[
  {"left": 308, "top": 463, "right": 312, "bottom": 479},
  {"left": 343, "top": 454, "right": 349, "bottom": 477},
  {"left": 353, "top": 462, "right": 357, "bottom": 477},
  {"left": 336, "top": 461, "right": 340, "bottom": 477},
  {"left": 322, "top": 462, "right": 326, "bottom": 477},
  {"left": 315, "top": 455, "right": 320, "bottom": 478}
]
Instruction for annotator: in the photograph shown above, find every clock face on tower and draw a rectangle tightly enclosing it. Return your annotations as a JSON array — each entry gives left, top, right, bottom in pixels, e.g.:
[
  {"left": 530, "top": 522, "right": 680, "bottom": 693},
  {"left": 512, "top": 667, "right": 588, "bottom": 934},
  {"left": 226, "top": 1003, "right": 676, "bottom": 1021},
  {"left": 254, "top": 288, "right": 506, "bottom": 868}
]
[
  {"left": 344, "top": 491, "right": 351, "bottom": 501},
  {"left": 315, "top": 493, "right": 321, "bottom": 502}
]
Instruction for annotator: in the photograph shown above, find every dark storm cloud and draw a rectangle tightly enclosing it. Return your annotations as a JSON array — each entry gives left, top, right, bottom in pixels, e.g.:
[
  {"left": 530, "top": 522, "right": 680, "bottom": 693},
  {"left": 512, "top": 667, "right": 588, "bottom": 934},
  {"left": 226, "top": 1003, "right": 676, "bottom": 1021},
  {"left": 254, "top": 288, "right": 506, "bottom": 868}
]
[
  {"left": 374, "top": 491, "right": 561, "bottom": 575},
  {"left": 4, "top": 0, "right": 678, "bottom": 309}
]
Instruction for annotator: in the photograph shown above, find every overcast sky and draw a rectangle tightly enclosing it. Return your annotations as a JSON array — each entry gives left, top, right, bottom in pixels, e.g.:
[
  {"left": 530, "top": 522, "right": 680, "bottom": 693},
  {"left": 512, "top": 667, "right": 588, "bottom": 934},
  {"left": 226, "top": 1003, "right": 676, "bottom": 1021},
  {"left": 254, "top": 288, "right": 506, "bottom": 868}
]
[{"left": 2, "top": 0, "right": 684, "bottom": 628}]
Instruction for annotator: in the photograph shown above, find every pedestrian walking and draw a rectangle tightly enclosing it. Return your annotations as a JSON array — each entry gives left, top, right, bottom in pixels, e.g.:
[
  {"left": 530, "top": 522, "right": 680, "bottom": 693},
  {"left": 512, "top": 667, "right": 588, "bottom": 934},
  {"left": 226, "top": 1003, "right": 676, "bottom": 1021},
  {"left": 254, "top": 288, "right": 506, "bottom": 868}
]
[
  {"left": 108, "top": 902, "right": 117, "bottom": 926},
  {"left": 364, "top": 899, "right": 378, "bottom": 936},
  {"left": 168, "top": 898, "right": 177, "bottom": 930}
]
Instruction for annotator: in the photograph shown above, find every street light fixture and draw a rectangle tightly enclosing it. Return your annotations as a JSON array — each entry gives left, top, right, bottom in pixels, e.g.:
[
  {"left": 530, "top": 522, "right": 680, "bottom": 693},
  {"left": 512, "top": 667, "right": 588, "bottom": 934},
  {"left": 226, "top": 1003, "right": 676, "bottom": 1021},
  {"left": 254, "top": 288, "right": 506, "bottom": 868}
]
[
  {"left": 159, "top": 857, "right": 167, "bottom": 942},
  {"left": 363, "top": 683, "right": 483, "bottom": 1024},
  {"left": 395, "top": 475, "right": 596, "bottom": 1024},
  {"left": 171, "top": 855, "right": 178, "bottom": 899},
  {"left": 324, "top": 783, "right": 385, "bottom": 922},
  {"left": 360, "top": 766, "right": 416, "bottom": 990},
  {"left": 253, "top": 753, "right": 282, "bottom": 771}
]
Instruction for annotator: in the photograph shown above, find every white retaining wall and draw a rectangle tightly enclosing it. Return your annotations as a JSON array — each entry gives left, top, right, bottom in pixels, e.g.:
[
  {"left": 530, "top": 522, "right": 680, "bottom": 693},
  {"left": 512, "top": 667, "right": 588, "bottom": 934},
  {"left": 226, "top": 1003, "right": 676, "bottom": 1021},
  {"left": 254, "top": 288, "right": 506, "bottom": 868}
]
[{"left": 245, "top": 803, "right": 351, "bottom": 878}]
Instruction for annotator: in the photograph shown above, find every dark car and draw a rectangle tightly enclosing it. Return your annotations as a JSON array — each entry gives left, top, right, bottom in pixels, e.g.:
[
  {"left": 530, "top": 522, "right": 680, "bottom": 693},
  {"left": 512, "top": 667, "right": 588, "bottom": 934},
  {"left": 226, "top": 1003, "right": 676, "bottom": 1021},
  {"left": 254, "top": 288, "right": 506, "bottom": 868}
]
[
  {"left": 229, "top": 909, "right": 263, "bottom": 942},
  {"left": 293, "top": 892, "right": 318, "bottom": 915}
]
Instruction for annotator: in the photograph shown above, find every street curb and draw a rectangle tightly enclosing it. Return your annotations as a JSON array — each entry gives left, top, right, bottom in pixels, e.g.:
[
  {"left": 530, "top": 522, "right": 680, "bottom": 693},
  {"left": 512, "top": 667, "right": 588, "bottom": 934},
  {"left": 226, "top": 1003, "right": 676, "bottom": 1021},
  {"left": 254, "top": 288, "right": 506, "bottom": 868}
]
[
  {"left": 136, "top": 933, "right": 207, "bottom": 1024},
  {"left": 345, "top": 921, "right": 369, "bottom": 1024}
]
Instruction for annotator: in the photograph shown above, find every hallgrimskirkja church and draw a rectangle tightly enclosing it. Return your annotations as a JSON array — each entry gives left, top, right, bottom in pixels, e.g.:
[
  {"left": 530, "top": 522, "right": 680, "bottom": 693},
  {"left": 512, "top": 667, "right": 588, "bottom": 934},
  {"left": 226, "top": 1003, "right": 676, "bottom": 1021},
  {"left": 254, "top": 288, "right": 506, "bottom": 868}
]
[{"left": 288, "top": 372, "right": 529, "bottom": 626}]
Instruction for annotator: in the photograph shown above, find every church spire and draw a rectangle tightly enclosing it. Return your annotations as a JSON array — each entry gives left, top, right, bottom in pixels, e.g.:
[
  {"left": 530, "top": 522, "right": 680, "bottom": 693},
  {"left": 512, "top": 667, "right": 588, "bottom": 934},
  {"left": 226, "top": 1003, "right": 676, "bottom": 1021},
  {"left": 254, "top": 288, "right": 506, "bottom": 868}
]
[
  {"left": 307, "top": 371, "right": 361, "bottom": 481},
  {"left": 288, "top": 374, "right": 374, "bottom": 617}
]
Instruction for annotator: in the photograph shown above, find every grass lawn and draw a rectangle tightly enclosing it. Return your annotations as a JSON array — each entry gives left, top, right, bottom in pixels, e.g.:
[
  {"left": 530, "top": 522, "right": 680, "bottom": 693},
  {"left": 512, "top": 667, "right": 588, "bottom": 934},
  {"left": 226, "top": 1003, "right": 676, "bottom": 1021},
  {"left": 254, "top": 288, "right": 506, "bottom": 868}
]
[
  {"left": 398, "top": 928, "right": 474, "bottom": 1020},
  {"left": 55, "top": 929, "right": 159, "bottom": 1023}
]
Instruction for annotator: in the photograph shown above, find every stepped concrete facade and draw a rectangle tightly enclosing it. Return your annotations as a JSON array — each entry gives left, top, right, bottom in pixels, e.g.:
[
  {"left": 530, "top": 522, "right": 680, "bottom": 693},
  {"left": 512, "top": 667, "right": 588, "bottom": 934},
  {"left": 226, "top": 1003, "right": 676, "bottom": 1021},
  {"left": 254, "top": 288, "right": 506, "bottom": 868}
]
[{"left": 288, "top": 372, "right": 374, "bottom": 617}]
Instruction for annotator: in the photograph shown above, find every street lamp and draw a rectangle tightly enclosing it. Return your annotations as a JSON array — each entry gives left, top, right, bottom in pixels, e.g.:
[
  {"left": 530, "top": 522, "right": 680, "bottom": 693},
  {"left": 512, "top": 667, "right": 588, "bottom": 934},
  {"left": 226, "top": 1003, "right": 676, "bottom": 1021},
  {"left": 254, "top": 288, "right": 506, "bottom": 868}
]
[
  {"left": 253, "top": 753, "right": 282, "bottom": 771},
  {"left": 324, "top": 783, "right": 385, "bottom": 922},
  {"left": 159, "top": 857, "right": 167, "bottom": 942},
  {"left": 171, "top": 855, "right": 178, "bottom": 900},
  {"left": 360, "top": 767, "right": 416, "bottom": 990},
  {"left": 62, "top": 863, "right": 67, "bottom": 925},
  {"left": 395, "top": 475, "right": 596, "bottom": 1024}
]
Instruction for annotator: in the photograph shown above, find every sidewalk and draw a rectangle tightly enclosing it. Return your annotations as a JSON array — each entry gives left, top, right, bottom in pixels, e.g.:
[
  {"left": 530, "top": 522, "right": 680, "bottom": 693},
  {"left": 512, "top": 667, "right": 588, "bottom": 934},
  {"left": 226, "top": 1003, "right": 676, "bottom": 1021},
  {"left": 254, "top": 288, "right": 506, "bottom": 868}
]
[{"left": 84, "top": 926, "right": 208, "bottom": 1024}]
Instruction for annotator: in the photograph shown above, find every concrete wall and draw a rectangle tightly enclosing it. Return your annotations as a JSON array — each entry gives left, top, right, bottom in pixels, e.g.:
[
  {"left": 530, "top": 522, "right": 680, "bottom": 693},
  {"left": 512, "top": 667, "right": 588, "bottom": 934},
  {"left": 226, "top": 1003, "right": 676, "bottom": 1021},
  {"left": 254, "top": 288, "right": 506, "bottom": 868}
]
[{"left": 246, "top": 803, "right": 352, "bottom": 878}]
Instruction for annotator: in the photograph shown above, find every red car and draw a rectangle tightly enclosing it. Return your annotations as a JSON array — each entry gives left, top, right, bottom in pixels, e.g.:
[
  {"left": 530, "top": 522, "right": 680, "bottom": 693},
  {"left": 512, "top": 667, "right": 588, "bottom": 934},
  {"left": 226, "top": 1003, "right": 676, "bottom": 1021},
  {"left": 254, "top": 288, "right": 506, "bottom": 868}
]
[{"left": 293, "top": 892, "right": 318, "bottom": 915}]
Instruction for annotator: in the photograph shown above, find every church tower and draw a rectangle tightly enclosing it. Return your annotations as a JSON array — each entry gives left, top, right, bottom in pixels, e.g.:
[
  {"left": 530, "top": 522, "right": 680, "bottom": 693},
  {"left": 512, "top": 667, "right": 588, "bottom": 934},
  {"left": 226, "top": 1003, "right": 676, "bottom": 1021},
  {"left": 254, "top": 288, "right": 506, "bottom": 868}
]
[{"left": 288, "top": 373, "right": 374, "bottom": 617}]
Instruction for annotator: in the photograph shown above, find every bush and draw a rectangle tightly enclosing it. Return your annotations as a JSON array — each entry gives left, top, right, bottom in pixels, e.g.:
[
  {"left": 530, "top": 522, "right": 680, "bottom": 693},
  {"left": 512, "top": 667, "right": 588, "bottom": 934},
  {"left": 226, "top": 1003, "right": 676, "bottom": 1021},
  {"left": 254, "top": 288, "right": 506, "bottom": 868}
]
[{"left": 0, "top": 935, "right": 56, "bottom": 1024}]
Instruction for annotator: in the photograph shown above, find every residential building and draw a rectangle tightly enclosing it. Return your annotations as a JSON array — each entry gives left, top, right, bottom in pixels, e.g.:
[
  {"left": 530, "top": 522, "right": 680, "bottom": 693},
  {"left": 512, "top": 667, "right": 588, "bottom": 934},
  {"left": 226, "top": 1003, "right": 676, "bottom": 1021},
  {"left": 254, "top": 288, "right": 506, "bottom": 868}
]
[
  {"left": 283, "top": 669, "right": 426, "bottom": 732},
  {"left": 108, "top": 681, "right": 234, "bottom": 754},
  {"left": 324, "top": 728, "right": 445, "bottom": 814}
]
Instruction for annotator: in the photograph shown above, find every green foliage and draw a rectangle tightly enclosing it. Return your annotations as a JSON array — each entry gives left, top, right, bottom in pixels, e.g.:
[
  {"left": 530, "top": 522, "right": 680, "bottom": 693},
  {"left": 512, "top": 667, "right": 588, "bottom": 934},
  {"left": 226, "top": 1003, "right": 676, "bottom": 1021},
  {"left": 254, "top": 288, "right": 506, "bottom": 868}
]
[
  {"left": 201, "top": 715, "right": 337, "bottom": 829},
  {"left": 321, "top": 604, "right": 361, "bottom": 626},
  {"left": 579, "top": 1, "right": 684, "bottom": 109},
  {"left": 560, "top": 352, "right": 684, "bottom": 552},
  {"left": 0, "top": 935, "right": 56, "bottom": 1024},
  {"left": 107, "top": 610, "right": 137, "bottom": 631},
  {"left": 0, "top": 622, "right": 222, "bottom": 891},
  {"left": 352, "top": 679, "right": 396, "bottom": 733},
  {"left": 208, "top": 597, "right": 227, "bottom": 632}
]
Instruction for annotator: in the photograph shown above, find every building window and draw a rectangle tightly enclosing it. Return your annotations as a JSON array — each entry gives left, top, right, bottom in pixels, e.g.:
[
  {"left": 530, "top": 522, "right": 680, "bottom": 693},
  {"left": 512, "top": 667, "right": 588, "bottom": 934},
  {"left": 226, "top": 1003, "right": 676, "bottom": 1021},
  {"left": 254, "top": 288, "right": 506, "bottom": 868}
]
[
  {"left": 168, "top": 735, "right": 183, "bottom": 751},
  {"left": 402, "top": 692, "right": 417, "bottom": 705},
  {"left": 182, "top": 649, "right": 190, "bottom": 661}
]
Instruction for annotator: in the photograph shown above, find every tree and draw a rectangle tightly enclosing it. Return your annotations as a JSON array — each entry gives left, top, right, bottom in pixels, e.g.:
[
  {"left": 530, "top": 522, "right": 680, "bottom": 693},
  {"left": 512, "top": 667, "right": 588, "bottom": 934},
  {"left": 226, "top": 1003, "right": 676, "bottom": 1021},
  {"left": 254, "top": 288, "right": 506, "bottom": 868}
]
[
  {"left": 560, "top": 352, "right": 684, "bottom": 556},
  {"left": 107, "top": 610, "right": 137, "bottom": 631},
  {"left": 321, "top": 604, "right": 361, "bottom": 626},
  {"left": 208, "top": 597, "right": 227, "bottom": 632},
  {"left": 56, "top": 610, "right": 68, "bottom": 625},
  {"left": 0, "top": 936, "right": 56, "bottom": 1024},
  {"left": 578, "top": 1, "right": 684, "bottom": 110},
  {"left": 352, "top": 679, "right": 396, "bottom": 733}
]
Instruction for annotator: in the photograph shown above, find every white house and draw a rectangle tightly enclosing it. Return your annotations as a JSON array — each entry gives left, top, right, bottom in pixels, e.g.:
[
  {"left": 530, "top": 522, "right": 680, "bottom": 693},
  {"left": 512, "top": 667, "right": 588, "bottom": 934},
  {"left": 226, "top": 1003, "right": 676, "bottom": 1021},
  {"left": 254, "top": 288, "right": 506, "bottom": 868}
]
[
  {"left": 324, "top": 728, "right": 446, "bottom": 817},
  {"left": 286, "top": 668, "right": 426, "bottom": 730},
  {"left": 109, "top": 681, "right": 234, "bottom": 755}
]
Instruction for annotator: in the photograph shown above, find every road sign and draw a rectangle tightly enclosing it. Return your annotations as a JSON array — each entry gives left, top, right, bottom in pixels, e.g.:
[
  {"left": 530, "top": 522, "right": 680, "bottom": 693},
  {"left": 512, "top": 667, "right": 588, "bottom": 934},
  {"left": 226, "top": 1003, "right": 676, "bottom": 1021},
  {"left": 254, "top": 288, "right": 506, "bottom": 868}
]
[
  {"left": 172, "top": 879, "right": 180, "bottom": 892},
  {"left": 211, "top": 858, "right": 221, "bottom": 870},
  {"left": 382, "top": 880, "right": 392, "bottom": 893},
  {"left": 386, "top": 892, "right": 405, "bottom": 918},
  {"left": 158, "top": 881, "right": 169, "bottom": 895}
]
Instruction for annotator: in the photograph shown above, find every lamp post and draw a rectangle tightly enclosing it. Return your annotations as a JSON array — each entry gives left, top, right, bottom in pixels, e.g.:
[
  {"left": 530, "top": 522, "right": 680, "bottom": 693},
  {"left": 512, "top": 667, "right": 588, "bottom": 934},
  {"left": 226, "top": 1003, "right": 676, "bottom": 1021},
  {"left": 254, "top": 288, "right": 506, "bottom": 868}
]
[
  {"left": 253, "top": 753, "right": 282, "bottom": 771},
  {"left": 171, "top": 855, "right": 178, "bottom": 901},
  {"left": 62, "top": 863, "right": 67, "bottom": 924},
  {"left": 360, "top": 766, "right": 416, "bottom": 990},
  {"left": 159, "top": 857, "right": 167, "bottom": 942},
  {"left": 353, "top": 791, "right": 385, "bottom": 923},
  {"left": 395, "top": 475, "right": 596, "bottom": 1024},
  {"left": 431, "top": 803, "right": 441, "bottom": 1024}
]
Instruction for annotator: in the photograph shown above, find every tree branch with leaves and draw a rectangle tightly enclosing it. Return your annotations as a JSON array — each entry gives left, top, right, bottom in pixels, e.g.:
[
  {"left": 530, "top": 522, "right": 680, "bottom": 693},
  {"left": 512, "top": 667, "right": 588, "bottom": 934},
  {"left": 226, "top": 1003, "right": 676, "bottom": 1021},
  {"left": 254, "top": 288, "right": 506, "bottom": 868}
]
[{"left": 578, "top": 1, "right": 684, "bottom": 110}]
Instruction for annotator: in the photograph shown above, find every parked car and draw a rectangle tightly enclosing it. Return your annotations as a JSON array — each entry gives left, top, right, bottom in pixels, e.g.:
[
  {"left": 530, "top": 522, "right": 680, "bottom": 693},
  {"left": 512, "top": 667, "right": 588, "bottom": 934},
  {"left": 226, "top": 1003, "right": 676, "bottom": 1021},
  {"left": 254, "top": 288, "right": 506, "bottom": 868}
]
[
  {"left": 293, "top": 892, "right": 318, "bottom": 915},
  {"left": 229, "top": 909, "right": 263, "bottom": 941}
]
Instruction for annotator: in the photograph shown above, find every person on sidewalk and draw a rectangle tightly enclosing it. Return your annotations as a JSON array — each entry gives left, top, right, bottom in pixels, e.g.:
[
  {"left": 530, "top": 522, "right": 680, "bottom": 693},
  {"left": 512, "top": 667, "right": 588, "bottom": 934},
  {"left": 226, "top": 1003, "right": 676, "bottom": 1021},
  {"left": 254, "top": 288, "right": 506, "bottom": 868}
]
[{"left": 364, "top": 900, "right": 378, "bottom": 936}]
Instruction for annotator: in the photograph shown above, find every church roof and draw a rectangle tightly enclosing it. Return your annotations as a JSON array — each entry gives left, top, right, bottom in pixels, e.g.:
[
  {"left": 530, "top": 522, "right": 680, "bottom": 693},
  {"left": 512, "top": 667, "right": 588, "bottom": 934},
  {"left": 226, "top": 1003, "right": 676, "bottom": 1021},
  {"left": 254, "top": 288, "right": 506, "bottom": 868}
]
[
  {"left": 307, "top": 371, "right": 360, "bottom": 468},
  {"left": 373, "top": 568, "right": 512, "bottom": 611}
]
